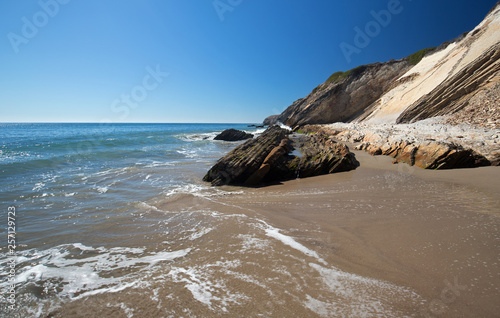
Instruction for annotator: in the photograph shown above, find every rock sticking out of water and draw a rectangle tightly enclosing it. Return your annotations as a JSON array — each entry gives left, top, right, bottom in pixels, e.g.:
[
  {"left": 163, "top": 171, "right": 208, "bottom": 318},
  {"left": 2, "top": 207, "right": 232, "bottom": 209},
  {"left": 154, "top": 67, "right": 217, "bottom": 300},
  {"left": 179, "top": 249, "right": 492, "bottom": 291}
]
[{"left": 214, "top": 129, "right": 254, "bottom": 141}]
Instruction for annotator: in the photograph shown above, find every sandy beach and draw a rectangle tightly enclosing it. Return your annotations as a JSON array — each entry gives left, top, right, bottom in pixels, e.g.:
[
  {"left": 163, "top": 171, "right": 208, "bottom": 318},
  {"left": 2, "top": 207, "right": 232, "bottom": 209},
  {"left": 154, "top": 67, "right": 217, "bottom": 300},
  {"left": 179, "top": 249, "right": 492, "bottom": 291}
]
[{"left": 201, "top": 148, "right": 500, "bottom": 317}]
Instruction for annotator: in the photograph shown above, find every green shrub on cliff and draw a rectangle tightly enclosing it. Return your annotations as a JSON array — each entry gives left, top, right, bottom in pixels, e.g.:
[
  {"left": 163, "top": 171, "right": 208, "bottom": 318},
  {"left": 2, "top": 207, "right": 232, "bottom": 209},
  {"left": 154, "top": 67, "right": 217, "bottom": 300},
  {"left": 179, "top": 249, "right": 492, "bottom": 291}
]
[
  {"left": 407, "top": 47, "right": 436, "bottom": 65},
  {"left": 326, "top": 71, "right": 345, "bottom": 84},
  {"left": 324, "top": 65, "right": 367, "bottom": 86}
]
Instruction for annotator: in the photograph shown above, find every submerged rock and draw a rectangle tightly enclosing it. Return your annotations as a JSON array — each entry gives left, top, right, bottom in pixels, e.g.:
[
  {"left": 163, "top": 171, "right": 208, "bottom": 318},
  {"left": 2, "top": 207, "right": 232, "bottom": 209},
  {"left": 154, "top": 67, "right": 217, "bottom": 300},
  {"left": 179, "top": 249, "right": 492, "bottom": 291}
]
[
  {"left": 214, "top": 129, "right": 253, "bottom": 141},
  {"left": 203, "top": 126, "right": 358, "bottom": 186}
]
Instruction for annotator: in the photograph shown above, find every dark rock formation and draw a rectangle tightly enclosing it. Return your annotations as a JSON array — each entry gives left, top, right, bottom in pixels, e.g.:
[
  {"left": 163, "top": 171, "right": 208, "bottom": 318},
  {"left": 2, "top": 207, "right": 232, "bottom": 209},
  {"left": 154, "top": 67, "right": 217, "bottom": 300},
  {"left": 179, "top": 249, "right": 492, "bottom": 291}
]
[
  {"left": 203, "top": 126, "right": 358, "bottom": 186},
  {"left": 289, "top": 133, "right": 359, "bottom": 179},
  {"left": 214, "top": 129, "right": 253, "bottom": 141},
  {"left": 245, "top": 138, "right": 292, "bottom": 186},
  {"left": 204, "top": 126, "right": 289, "bottom": 186},
  {"left": 263, "top": 115, "right": 280, "bottom": 126}
]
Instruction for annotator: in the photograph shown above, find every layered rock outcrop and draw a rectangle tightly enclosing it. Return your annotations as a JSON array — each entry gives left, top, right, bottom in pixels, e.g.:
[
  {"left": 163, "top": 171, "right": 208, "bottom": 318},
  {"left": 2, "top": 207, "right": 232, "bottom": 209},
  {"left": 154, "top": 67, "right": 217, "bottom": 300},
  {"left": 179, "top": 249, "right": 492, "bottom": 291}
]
[
  {"left": 300, "top": 123, "right": 495, "bottom": 168},
  {"left": 264, "top": 61, "right": 411, "bottom": 128},
  {"left": 356, "top": 140, "right": 490, "bottom": 169},
  {"left": 203, "top": 126, "right": 358, "bottom": 186},
  {"left": 397, "top": 44, "right": 500, "bottom": 124}
]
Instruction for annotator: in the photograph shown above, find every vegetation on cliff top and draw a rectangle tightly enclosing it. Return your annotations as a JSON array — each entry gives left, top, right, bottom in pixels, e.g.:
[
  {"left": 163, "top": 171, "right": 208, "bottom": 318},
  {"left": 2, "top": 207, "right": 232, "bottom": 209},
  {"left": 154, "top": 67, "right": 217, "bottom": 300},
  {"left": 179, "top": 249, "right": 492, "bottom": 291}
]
[
  {"left": 310, "top": 45, "right": 436, "bottom": 96},
  {"left": 406, "top": 47, "right": 436, "bottom": 65},
  {"left": 312, "top": 65, "right": 367, "bottom": 94}
]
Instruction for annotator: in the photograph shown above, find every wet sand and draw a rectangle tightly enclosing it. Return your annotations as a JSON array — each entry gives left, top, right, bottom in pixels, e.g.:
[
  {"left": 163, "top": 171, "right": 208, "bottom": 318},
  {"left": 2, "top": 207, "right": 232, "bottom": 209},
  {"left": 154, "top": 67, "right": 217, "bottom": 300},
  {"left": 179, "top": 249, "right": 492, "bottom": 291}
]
[
  {"left": 214, "top": 149, "right": 500, "bottom": 317},
  {"left": 44, "top": 149, "right": 500, "bottom": 317}
]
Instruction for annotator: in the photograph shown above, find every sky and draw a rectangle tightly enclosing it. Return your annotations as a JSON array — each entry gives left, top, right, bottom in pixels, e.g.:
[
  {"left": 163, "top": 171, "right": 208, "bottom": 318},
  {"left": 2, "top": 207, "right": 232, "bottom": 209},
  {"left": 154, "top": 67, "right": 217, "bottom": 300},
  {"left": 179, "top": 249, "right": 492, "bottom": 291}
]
[{"left": 0, "top": 0, "right": 497, "bottom": 123}]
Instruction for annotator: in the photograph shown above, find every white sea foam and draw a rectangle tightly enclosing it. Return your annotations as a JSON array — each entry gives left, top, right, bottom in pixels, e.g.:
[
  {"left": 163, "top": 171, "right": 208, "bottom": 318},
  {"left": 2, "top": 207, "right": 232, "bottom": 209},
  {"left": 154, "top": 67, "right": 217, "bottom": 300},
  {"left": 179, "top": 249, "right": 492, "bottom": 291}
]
[
  {"left": 259, "top": 221, "right": 327, "bottom": 265},
  {"left": 136, "top": 201, "right": 164, "bottom": 212},
  {"left": 168, "top": 267, "right": 215, "bottom": 306},
  {"left": 96, "top": 186, "right": 108, "bottom": 194},
  {"left": 248, "top": 128, "right": 266, "bottom": 135},
  {"left": 305, "top": 262, "right": 421, "bottom": 317},
  {"left": 32, "top": 182, "right": 45, "bottom": 191},
  {"left": 168, "top": 263, "right": 247, "bottom": 310},
  {"left": 143, "top": 160, "right": 177, "bottom": 168},
  {"left": 188, "top": 227, "right": 214, "bottom": 240},
  {"left": 277, "top": 122, "right": 292, "bottom": 131},
  {"left": 163, "top": 184, "right": 209, "bottom": 197},
  {"left": 237, "top": 234, "right": 269, "bottom": 252},
  {"left": 179, "top": 132, "right": 219, "bottom": 142},
  {"left": 177, "top": 148, "right": 199, "bottom": 159},
  {"left": 0, "top": 243, "right": 191, "bottom": 302}
]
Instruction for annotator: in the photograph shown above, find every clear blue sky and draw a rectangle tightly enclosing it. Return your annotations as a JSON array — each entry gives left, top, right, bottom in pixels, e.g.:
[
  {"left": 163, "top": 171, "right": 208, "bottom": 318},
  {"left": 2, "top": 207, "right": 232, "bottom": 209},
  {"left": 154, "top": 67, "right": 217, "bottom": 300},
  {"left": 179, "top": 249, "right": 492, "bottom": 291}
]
[{"left": 0, "top": 0, "right": 497, "bottom": 123}]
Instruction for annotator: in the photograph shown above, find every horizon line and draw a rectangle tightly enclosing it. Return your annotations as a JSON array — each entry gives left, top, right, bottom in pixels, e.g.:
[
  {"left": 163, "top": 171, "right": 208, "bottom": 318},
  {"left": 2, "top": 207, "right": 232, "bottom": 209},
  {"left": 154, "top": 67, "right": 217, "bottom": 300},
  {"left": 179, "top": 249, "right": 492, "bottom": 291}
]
[{"left": 0, "top": 121, "right": 264, "bottom": 124}]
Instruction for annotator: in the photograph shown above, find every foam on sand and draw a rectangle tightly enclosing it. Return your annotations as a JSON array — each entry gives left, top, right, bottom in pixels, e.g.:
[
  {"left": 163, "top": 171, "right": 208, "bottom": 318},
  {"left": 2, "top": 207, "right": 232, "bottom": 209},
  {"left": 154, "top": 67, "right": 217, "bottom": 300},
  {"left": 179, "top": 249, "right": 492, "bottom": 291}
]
[
  {"left": 0, "top": 243, "right": 190, "bottom": 302},
  {"left": 259, "top": 220, "right": 328, "bottom": 265}
]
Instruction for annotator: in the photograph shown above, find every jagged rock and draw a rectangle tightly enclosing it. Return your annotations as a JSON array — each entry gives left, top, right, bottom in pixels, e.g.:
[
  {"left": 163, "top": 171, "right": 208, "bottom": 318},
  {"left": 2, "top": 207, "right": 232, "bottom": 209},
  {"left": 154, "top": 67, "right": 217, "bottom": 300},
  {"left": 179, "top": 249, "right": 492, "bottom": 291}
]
[
  {"left": 290, "top": 134, "right": 359, "bottom": 179},
  {"left": 304, "top": 125, "right": 491, "bottom": 169},
  {"left": 204, "top": 126, "right": 287, "bottom": 186},
  {"left": 214, "top": 129, "right": 253, "bottom": 141},
  {"left": 490, "top": 151, "right": 500, "bottom": 166},
  {"left": 203, "top": 126, "right": 359, "bottom": 186},
  {"left": 246, "top": 138, "right": 291, "bottom": 185},
  {"left": 412, "top": 142, "right": 490, "bottom": 169},
  {"left": 263, "top": 115, "right": 279, "bottom": 125},
  {"left": 369, "top": 140, "right": 490, "bottom": 169}
]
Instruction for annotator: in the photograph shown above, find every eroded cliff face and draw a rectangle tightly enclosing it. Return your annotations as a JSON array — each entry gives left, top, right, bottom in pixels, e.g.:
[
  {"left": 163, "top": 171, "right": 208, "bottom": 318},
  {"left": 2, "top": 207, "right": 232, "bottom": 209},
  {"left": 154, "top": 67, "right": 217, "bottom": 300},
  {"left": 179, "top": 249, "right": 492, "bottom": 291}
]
[
  {"left": 265, "top": 61, "right": 410, "bottom": 129},
  {"left": 265, "top": 2, "right": 500, "bottom": 129}
]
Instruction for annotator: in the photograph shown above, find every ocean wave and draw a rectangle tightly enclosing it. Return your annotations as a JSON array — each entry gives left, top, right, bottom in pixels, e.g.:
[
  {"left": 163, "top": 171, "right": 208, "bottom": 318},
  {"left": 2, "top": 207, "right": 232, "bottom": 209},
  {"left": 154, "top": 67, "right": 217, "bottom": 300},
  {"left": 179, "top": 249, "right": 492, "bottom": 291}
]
[
  {"left": 96, "top": 186, "right": 108, "bottom": 194},
  {"left": 177, "top": 148, "right": 198, "bottom": 159},
  {"left": 177, "top": 132, "right": 219, "bottom": 142}
]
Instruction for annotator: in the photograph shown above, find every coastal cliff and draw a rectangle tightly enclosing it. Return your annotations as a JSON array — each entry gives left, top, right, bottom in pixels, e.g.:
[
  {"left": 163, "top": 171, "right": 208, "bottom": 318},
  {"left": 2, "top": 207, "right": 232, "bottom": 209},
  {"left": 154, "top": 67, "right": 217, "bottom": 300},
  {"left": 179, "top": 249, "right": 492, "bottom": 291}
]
[
  {"left": 263, "top": 60, "right": 411, "bottom": 128},
  {"left": 265, "top": 2, "right": 500, "bottom": 129}
]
